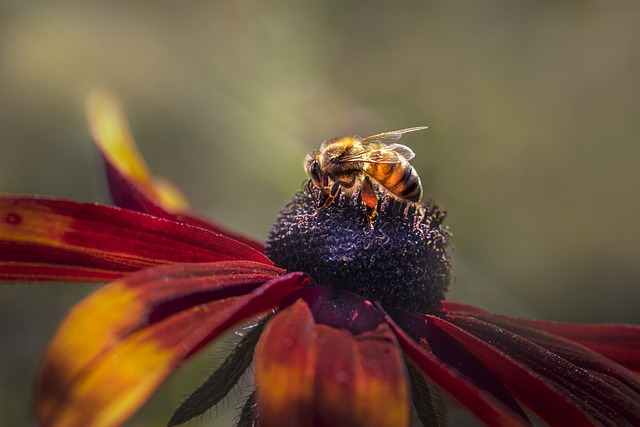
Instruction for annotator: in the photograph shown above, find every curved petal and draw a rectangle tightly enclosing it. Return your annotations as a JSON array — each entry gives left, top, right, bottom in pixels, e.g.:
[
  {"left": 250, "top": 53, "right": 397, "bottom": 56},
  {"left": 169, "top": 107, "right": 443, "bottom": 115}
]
[
  {"left": 86, "top": 88, "right": 181, "bottom": 211},
  {"left": 439, "top": 314, "right": 640, "bottom": 426},
  {"left": 441, "top": 301, "right": 640, "bottom": 374},
  {"left": 380, "top": 307, "right": 531, "bottom": 427},
  {"left": 0, "top": 196, "right": 270, "bottom": 282},
  {"left": 40, "top": 261, "right": 285, "bottom": 390},
  {"left": 255, "top": 298, "right": 411, "bottom": 427},
  {"left": 37, "top": 265, "right": 308, "bottom": 427},
  {"left": 86, "top": 88, "right": 264, "bottom": 252},
  {"left": 456, "top": 312, "right": 640, "bottom": 395},
  {"left": 489, "top": 315, "right": 640, "bottom": 373}
]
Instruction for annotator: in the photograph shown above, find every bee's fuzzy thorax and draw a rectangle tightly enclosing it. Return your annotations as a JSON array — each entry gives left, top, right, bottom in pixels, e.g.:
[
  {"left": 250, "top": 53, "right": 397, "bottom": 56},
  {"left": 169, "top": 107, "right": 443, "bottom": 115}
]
[{"left": 265, "top": 187, "right": 452, "bottom": 313}]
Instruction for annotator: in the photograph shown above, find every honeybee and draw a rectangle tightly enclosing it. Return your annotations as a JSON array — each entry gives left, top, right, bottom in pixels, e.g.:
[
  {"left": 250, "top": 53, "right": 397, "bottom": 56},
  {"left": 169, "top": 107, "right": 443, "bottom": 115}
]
[{"left": 304, "top": 126, "right": 426, "bottom": 227}]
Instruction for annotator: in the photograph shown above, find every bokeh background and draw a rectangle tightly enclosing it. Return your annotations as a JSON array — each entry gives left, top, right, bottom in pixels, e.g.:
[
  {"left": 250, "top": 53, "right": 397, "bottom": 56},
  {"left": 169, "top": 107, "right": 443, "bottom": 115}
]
[{"left": 1, "top": 1, "right": 639, "bottom": 426}]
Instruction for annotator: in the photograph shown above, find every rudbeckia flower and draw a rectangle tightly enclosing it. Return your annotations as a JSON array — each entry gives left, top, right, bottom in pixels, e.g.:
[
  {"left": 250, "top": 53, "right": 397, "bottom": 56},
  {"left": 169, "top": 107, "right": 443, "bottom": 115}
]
[{"left": 1, "top": 89, "right": 639, "bottom": 427}]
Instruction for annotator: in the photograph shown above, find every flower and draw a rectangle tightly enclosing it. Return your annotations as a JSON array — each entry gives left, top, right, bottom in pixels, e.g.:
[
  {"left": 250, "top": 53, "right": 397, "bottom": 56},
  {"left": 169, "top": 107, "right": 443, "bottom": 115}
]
[{"left": 1, "top": 89, "right": 639, "bottom": 427}]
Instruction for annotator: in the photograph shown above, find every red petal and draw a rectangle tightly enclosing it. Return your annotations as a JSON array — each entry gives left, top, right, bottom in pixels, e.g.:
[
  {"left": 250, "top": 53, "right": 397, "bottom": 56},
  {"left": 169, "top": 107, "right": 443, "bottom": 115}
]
[
  {"left": 440, "top": 314, "right": 640, "bottom": 426},
  {"left": 0, "top": 196, "right": 270, "bottom": 282},
  {"left": 37, "top": 265, "right": 307, "bottom": 427},
  {"left": 490, "top": 315, "right": 640, "bottom": 373},
  {"left": 381, "top": 308, "right": 531, "bottom": 427},
  {"left": 0, "top": 242, "right": 131, "bottom": 281},
  {"left": 441, "top": 301, "right": 640, "bottom": 374},
  {"left": 459, "top": 312, "right": 640, "bottom": 396},
  {"left": 255, "top": 299, "right": 411, "bottom": 427},
  {"left": 86, "top": 88, "right": 264, "bottom": 252},
  {"left": 439, "top": 300, "right": 489, "bottom": 314}
]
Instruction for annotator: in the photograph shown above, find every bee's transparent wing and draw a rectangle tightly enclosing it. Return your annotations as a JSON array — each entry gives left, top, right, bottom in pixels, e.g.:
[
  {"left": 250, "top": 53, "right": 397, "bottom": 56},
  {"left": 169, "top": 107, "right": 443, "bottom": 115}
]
[
  {"left": 335, "top": 126, "right": 425, "bottom": 163},
  {"left": 384, "top": 143, "right": 415, "bottom": 161},
  {"left": 361, "top": 126, "right": 427, "bottom": 145}
]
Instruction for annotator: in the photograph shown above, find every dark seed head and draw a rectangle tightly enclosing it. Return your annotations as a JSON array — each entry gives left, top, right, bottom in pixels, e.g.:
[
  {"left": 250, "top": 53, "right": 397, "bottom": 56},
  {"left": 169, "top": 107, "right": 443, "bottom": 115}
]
[{"left": 265, "top": 188, "right": 452, "bottom": 313}]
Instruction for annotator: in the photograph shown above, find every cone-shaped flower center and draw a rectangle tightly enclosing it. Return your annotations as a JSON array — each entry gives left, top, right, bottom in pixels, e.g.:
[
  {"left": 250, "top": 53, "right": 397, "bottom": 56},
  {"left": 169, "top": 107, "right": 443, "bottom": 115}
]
[{"left": 266, "top": 188, "right": 451, "bottom": 313}]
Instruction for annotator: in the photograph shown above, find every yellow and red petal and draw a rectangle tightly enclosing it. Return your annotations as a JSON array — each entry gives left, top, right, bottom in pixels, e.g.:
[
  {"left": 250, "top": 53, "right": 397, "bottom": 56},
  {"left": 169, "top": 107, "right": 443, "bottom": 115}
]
[
  {"left": 86, "top": 88, "right": 164, "bottom": 207},
  {"left": 37, "top": 264, "right": 308, "bottom": 427},
  {"left": 86, "top": 88, "right": 263, "bottom": 252},
  {"left": 41, "top": 261, "right": 286, "bottom": 380},
  {"left": 255, "top": 298, "right": 411, "bottom": 427},
  {"left": 0, "top": 196, "right": 269, "bottom": 282}
]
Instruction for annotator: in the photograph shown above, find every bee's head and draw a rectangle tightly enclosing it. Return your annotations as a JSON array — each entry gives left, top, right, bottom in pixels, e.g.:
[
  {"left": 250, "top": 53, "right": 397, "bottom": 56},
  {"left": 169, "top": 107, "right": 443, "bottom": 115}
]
[{"left": 304, "top": 150, "right": 325, "bottom": 189}]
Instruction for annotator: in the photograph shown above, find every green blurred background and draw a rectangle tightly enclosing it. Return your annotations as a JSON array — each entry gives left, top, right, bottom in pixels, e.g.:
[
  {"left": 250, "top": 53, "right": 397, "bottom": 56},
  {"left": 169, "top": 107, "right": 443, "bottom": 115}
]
[{"left": 1, "top": 1, "right": 639, "bottom": 426}]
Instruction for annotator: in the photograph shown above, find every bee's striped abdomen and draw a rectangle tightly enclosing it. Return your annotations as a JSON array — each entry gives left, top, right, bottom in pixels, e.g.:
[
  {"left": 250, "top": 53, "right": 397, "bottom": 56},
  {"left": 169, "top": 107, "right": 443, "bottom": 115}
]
[
  {"left": 368, "top": 163, "right": 422, "bottom": 202},
  {"left": 396, "top": 167, "right": 422, "bottom": 201}
]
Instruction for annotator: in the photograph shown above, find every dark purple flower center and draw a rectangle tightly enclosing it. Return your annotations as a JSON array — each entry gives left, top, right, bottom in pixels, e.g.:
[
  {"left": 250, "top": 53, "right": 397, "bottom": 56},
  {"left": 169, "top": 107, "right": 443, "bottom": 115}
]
[{"left": 265, "top": 188, "right": 452, "bottom": 313}]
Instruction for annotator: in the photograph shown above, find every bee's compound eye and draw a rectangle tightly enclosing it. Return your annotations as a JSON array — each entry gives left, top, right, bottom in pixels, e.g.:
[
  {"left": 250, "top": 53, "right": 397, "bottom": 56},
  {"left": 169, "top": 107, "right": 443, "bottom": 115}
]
[{"left": 310, "top": 161, "right": 322, "bottom": 186}]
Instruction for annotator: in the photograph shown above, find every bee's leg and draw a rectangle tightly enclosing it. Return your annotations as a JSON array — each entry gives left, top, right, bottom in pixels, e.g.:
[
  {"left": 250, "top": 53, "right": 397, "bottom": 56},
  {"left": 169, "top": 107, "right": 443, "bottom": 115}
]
[
  {"left": 317, "top": 191, "right": 330, "bottom": 209},
  {"left": 316, "top": 181, "right": 342, "bottom": 211},
  {"left": 322, "top": 182, "right": 342, "bottom": 208},
  {"left": 306, "top": 179, "right": 326, "bottom": 209},
  {"left": 361, "top": 176, "right": 378, "bottom": 228}
]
